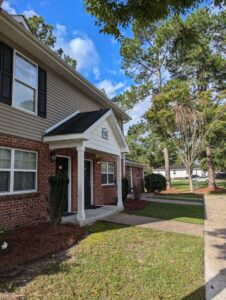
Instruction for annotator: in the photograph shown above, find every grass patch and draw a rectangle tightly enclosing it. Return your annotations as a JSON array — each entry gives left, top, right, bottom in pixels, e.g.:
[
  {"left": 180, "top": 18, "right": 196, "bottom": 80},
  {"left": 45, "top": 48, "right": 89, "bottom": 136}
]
[
  {"left": 4, "top": 222, "right": 204, "bottom": 300},
  {"left": 153, "top": 194, "right": 203, "bottom": 202},
  {"left": 172, "top": 179, "right": 226, "bottom": 192},
  {"left": 127, "top": 202, "right": 204, "bottom": 224}
]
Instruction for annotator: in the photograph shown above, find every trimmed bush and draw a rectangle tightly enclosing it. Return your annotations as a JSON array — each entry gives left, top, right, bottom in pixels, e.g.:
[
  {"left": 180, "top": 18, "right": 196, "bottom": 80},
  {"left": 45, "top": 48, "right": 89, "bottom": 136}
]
[
  {"left": 48, "top": 175, "right": 69, "bottom": 224},
  {"left": 122, "top": 177, "right": 129, "bottom": 202},
  {"left": 145, "top": 173, "right": 167, "bottom": 193}
]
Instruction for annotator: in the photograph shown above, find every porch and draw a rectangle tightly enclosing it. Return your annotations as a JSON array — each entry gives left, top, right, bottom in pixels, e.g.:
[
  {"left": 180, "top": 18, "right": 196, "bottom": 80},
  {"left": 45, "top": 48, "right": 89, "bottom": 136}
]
[
  {"left": 43, "top": 109, "right": 129, "bottom": 226},
  {"left": 62, "top": 205, "right": 123, "bottom": 226}
]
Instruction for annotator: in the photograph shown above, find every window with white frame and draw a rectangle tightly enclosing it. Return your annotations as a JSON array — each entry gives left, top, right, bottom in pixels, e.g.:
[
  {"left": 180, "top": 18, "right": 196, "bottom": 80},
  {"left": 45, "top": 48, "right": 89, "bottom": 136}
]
[
  {"left": 101, "top": 162, "right": 114, "bottom": 185},
  {"left": 0, "top": 148, "right": 37, "bottom": 194},
  {"left": 13, "top": 52, "right": 38, "bottom": 114}
]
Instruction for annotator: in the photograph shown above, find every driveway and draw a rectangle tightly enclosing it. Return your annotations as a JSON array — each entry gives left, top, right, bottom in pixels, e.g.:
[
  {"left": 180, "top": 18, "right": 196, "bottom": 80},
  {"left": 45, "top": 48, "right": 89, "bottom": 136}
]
[{"left": 204, "top": 194, "right": 226, "bottom": 299}]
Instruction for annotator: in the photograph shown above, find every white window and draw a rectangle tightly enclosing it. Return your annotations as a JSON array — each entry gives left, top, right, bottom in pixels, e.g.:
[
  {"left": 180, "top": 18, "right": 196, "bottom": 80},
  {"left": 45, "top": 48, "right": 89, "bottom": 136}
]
[
  {"left": 0, "top": 148, "right": 37, "bottom": 194},
  {"left": 101, "top": 162, "right": 114, "bottom": 185},
  {"left": 13, "top": 52, "right": 38, "bottom": 114}
]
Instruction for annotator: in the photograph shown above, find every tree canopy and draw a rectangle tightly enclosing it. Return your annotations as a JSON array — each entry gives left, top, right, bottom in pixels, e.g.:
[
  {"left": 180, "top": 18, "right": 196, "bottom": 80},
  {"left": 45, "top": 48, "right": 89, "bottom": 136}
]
[{"left": 84, "top": 0, "right": 226, "bottom": 38}]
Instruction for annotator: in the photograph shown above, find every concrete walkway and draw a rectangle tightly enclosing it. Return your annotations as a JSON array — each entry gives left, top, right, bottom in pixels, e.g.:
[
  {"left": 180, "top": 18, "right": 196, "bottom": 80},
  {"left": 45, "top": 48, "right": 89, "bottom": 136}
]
[
  {"left": 102, "top": 213, "right": 203, "bottom": 237},
  {"left": 204, "top": 194, "right": 226, "bottom": 300},
  {"left": 141, "top": 196, "right": 203, "bottom": 206}
]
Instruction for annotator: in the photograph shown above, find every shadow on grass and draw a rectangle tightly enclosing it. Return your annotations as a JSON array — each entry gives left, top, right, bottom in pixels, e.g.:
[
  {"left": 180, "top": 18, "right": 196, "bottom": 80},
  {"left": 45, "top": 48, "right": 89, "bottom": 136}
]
[
  {"left": 126, "top": 202, "right": 205, "bottom": 224},
  {"left": 0, "top": 222, "right": 128, "bottom": 295}
]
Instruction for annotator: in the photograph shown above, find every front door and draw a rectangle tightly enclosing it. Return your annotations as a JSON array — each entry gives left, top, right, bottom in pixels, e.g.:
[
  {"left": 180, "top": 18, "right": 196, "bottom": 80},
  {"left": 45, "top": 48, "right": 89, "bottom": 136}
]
[
  {"left": 85, "top": 160, "right": 92, "bottom": 208},
  {"left": 56, "top": 156, "right": 69, "bottom": 212}
]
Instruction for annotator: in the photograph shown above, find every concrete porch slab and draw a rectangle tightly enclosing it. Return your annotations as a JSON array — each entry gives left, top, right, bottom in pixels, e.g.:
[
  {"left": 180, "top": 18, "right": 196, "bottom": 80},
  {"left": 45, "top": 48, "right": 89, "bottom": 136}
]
[{"left": 62, "top": 205, "right": 123, "bottom": 226}]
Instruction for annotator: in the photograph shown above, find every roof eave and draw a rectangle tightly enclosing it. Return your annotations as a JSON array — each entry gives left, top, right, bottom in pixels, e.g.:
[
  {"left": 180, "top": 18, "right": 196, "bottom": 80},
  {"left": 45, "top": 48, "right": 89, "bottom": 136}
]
[{"left": 0, "top": 9, "right": 130, "bottom": 122}]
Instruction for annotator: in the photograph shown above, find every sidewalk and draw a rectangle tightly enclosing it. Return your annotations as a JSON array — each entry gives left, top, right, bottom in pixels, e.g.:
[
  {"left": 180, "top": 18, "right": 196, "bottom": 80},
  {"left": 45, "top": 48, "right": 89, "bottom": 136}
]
[
  {"left": 204, "top": 194, "right": 226, "bottom": 299},
  {"left": 102, "top": 213, "right": 203, "bottom": 237}
]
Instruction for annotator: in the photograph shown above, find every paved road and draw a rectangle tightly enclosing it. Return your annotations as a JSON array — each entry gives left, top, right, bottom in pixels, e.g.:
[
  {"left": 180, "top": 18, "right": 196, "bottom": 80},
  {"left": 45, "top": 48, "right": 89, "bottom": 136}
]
[
  {"left": 204, "top": 194, "right": 226, "bottom": 300},
  {"left": 102, "top": 213, "right": 203, "bottom": 237}
]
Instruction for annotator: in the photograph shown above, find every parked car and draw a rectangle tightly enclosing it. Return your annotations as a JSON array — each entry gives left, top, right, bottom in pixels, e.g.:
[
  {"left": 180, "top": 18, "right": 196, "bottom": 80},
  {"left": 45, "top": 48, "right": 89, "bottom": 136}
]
[
  {"left": 193, "top": 176, "right": 208, "bottom": 182},
  {"left": 192, "top": 175, "right": 200, "bottom": 179},
  {"left": 215, "top": 173, "right": 226, "bottom": 179}
]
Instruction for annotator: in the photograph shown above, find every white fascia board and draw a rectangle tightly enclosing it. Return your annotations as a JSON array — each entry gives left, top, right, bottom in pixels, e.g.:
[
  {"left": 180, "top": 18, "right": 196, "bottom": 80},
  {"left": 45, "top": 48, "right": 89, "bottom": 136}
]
[
  {"left": 44, "top": 111, "right": 80, "bottom": 135},
  {"left": 43, "top": 133, "right": 87, "bottom": 143}
]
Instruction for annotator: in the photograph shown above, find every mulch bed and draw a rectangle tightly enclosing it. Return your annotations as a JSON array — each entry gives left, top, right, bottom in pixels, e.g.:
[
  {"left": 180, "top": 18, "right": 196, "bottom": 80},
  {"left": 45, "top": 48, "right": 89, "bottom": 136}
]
[
  {"left": 0, "top": 223, "right": 85, "bottom": 275},
  {"left": 124, "top": 199, "right": 150, "bottom": 211},
  {"left": 196, "top": 186, "right": 226, "bottom": 193}
]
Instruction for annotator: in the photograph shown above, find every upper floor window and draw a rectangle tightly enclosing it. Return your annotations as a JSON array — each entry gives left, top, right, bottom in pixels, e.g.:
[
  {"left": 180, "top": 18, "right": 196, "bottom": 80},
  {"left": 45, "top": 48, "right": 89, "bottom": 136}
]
[
  {"left": 13, "top": 52, "right": 38, "bottom": 114},
  {"left": 0, "top": 147, "right": 37, "bottom": 195}
]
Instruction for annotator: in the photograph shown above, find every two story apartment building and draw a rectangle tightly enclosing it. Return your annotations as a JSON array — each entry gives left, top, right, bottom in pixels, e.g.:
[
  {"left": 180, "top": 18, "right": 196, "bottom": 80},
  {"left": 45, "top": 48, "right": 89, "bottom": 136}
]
[{"left": 0, "top": 10, "right": 130, "bottom": 230}]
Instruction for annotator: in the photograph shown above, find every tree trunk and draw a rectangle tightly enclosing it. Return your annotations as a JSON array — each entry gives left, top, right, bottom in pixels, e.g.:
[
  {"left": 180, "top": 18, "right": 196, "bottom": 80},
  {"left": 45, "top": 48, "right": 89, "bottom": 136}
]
[
  {"left": 187, "top": 168, "right": 194, "bottom": 192},
  {"left": 206, "top": 146, "right": 216, "bottom": 190},
  {"left": 163, "top": 147, "right": 172, "bottom": 190}
]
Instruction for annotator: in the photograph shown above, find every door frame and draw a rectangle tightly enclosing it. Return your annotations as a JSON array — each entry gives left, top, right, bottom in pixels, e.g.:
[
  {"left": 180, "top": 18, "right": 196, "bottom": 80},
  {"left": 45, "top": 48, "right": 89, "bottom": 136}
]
[
  {"left": 85, "top": 159, "right": 93, "bottom": 206},
  {"left": 56, "top": 155, "right": 72, "bottom": 212}
]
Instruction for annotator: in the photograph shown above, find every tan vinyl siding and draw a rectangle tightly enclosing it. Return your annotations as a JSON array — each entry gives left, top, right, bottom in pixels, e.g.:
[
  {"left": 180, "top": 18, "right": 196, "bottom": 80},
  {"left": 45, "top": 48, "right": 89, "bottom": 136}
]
[{"left": 0, "top": 70, "right": 103, "bottom": 141}]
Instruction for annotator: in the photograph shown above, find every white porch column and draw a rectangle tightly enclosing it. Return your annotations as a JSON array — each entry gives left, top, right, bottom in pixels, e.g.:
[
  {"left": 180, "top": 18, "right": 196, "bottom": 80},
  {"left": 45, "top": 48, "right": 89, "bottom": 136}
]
[
  {"left": 117, "top": 153, "right": 124, "bottom": 208},
  {"left": 122, "top": 153, "right": 126, "bottom": 177},
  {"left": 77, "top": 144, "right": 85, "bottom": 222}
]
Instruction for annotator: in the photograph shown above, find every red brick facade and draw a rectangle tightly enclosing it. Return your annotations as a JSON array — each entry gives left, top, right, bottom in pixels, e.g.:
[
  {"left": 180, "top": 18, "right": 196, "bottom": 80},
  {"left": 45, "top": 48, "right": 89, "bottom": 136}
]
[
  {"left": 0, "top": 133, "right": 118, "bottom": 230},
  {"left": 125, "top": 165, "right": 144, "bottom": 193}
]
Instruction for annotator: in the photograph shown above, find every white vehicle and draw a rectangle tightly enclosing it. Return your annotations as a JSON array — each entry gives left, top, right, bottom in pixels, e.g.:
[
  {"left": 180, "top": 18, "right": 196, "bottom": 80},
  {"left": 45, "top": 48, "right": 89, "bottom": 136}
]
[{"left": 193, "top": 176, "right": 208, "bottom": 182}]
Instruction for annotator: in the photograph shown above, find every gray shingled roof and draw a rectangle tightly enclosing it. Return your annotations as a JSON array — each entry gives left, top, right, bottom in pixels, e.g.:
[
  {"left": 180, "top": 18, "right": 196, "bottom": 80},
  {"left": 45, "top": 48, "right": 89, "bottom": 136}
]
[{"left": 44, "top": 109, "right": 109, "bottom": 137}]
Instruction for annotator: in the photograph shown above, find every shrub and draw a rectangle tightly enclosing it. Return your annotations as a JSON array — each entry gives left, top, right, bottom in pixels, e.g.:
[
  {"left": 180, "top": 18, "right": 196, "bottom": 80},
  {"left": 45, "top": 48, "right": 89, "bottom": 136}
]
[
  {"left": 48, "top": 175, "right": 69, "bottom": 225},
  {"left": 145, "top": 173, "right": 167, "bottom": 193},
  {"left": 0, "top": 228, "right": 8, "bottom": 251},
  {"left": 122, "top": 177, "right": 129, "bottom": 202}
]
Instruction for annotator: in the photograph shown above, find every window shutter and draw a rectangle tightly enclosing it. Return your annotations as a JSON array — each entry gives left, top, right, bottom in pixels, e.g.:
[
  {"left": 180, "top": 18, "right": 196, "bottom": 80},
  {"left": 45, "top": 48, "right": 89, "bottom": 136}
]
[
  {"left": 38, "top": 67, "right": 47, "bottom": 118},
  {"left": 0, "top": 42, "right": 13, "bottom": 106}
]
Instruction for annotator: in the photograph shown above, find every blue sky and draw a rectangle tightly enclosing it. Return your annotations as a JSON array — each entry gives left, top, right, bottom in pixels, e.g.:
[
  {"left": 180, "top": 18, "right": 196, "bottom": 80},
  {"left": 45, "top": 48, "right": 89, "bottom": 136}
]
[{"left": 2, "top": 0, "right": 147, "bottom": 132}]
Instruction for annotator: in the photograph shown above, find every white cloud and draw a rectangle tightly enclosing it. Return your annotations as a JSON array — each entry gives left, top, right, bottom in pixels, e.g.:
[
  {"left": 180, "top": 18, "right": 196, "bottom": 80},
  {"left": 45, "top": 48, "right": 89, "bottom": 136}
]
[
  {"left": 93, "top": 67, "right": 100, "bottom": 80},
  {"left": 55, "top": 24, "right": 99, "bottom": 74},
  {"left": 22, "top": 10, "right": 38, "bottom": 18},
  {"left": 2, "top": 1, "right": 16, "bottom": 14},
  {"left": 124, "top": 97, "right": 150, "bottom": 134},
  {"left": 40, "top": 1, "right": 51, "bottom": 8},
  {"left": 96, "top": 79, "right": 125, "bottom": 99}
]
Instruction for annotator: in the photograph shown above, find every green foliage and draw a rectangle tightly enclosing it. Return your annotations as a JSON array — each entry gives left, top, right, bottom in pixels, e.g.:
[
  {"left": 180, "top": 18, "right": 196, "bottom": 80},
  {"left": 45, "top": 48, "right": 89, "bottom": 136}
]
[
  {"left": 122, "top": 177, "right": 129, "bottom": 202},
  {"left": 27, "top": 16, "right": 77, "bottom": 68},
  {"left": 48, "top": 175, "right": 69, "bottom": 225},
  {"left": 27, "top": 15, "right": 56, "bottom": 47},
  {"left": 84, "top": 0, "right": 224, "bottom": 38},
  {"left": 145, "top": 173, "right": 167, "bottom": 193}
]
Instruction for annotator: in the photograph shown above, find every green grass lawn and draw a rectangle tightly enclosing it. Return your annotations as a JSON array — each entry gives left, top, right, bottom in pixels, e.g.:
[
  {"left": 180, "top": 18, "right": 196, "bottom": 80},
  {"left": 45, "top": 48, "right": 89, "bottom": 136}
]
[
  {"left": 153, "top": 193, "right": 203, "bottom": 202},
  {"left": 172, "top": 179, "right": 226, "bottom": 192},
  {"left": 127, "top": 202, "right": 204, "bottom": 224},
  {"left": 3, "top": 222, "right": 204, "bottom": 300}
]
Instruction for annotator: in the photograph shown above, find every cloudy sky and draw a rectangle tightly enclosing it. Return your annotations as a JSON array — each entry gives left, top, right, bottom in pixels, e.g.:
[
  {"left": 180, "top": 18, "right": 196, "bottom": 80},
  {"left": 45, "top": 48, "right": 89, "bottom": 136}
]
[{"left": 2, "top": 0, "right": 148, "bottom": 132}]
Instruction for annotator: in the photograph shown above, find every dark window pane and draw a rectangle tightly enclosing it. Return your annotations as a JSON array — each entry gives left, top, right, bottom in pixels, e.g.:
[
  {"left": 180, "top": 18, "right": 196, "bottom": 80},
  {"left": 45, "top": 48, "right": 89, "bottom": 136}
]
[
  {"left": 108, "top": 174, "right": 114, "bottom": 184},
  {"left": 101, "top": 174, "right": 107, "bottom": 184},
  {"left": 14, "top": 172, "right": 36, "bottom": 191},
  {"left": 0, "top": 171, "right": 10, "bottom": 192}
]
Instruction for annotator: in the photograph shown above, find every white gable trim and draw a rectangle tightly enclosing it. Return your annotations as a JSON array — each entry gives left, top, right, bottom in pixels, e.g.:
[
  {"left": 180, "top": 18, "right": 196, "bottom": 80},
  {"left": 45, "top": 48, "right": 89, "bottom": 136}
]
[{"left": 43, "top": 109, "right": 129, "bottom": 153}]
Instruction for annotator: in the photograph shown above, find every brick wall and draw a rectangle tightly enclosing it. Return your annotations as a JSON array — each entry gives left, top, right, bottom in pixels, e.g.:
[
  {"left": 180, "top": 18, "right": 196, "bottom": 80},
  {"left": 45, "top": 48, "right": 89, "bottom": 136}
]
[
  {"left": 0, "top": 133, "right": 119, "bottom": 230},
  {"left": 125, "top": 165, "right": 144, "bottom": 192},
  {"left": 0, "top": 133, "right": 52, "bottom": 230}
]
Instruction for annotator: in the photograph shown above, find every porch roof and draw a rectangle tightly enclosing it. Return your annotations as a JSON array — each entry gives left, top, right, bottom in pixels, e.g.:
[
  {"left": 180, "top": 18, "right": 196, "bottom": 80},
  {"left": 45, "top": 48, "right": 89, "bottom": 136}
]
[
  {"left": 44, "top": 109, "right": 109, "bottom": 137},
  {"left": 43, "top": 109, "right": 129, "bottom": 154}
]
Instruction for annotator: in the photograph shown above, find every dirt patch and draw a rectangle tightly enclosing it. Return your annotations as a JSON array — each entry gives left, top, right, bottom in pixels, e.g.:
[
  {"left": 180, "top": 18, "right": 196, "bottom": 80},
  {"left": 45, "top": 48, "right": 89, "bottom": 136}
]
[
  {"left": 196, "top": 186, "right": 226, "bottom": 194},
  {"left": 0, "top": 223, "right": 85, "bottom": 275},
  {"left": 124, "top": 199, "right": 150, "bottom": 211}
]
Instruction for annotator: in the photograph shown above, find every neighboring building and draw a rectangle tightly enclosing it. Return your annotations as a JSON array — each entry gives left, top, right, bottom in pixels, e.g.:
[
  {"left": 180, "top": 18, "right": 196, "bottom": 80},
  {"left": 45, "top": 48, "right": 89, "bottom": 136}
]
[
  {"left": 153, "top": 165, "right": 206, "bottom": 179},
  {"left": 0, "top": 11, "right": 130, "bottom": 230},
  {"left": 125, "top": 159, "right": 144, "bottom": 193}
]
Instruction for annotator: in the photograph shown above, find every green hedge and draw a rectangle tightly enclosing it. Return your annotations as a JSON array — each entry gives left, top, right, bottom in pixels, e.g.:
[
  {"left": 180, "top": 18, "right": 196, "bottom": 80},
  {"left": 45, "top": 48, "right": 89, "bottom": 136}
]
[{"left": 145, "top": 173, "right": 167, "bottom": 193}]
